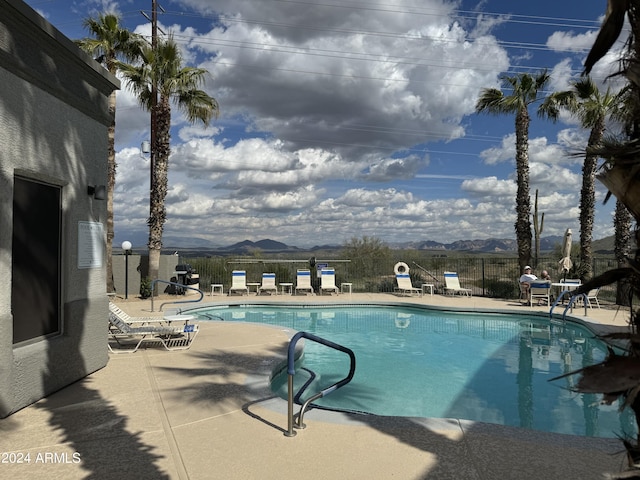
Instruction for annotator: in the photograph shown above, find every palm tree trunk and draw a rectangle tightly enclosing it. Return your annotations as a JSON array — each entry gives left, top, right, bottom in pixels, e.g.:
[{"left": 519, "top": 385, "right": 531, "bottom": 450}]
[
  {"left": 514, "top": 109, "right": 532, "bottom": 271},
  {"left": 579, "top": 118, "right": 604, "bottom": 282},
  {"left": 614, "top": 199, "right": 632, "bottom": 306},
  {"left": 106, "top": 90, "right": 116, "bottom": 293},
  {"left": 147, "top": 97, "right": 171, "bottom": 283}
]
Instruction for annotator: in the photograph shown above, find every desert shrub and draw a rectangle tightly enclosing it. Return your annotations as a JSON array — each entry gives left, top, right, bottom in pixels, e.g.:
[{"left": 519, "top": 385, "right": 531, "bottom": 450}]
[{"left": 485, "top": 279, "right": 517, "bottom": 299}]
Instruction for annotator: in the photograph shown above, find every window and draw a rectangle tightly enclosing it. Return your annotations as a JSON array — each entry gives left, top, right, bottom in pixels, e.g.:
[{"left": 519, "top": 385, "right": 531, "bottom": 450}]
[{"left": 12, "top": 176, "right": 62, "bottom": 344}]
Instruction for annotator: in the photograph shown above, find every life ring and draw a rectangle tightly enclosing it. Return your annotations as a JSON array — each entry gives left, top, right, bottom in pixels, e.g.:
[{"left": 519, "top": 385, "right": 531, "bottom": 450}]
[{"left": 394, "top": 262, "right": 409, "bottom": 275}]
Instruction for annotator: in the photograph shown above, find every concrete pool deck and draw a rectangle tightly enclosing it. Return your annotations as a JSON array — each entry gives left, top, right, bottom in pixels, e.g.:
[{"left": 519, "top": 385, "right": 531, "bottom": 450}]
[{"left": 0, "top": 292, "right": 632, "bottom": 479}]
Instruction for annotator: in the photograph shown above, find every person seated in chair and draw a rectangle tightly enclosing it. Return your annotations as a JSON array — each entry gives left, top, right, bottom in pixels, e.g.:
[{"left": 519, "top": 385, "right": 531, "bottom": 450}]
[
  {"left": 519, "top": 266, "right": 537, "bottom": 283},
  {"left": 519, "top": 266, "right": 537, "bottom": 304},
  {"left": 539, "top": 270, "right": 551, "bottom": 281}
]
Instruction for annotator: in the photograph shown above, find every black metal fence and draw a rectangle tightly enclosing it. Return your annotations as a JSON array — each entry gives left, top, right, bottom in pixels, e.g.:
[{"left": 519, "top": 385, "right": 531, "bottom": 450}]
[{"left": 183, "top": 254, "right": 619, "bottom": 304}]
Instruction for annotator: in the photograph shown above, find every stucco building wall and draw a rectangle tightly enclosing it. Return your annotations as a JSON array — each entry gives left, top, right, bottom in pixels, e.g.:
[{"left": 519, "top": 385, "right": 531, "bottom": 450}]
[{"left": 0, "top": 0, "right": 119, "bottom": 416}]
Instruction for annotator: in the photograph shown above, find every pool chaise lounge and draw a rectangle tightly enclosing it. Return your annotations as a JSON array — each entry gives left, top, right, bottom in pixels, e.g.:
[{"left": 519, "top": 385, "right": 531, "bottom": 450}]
[
  {"left": 295, "top": 269, "right": 314, "bottom": 295},
  {"left": 229, "top": 270, "right": 250, "bottom": 295},
  {"left": 395, "top": 273, "right": 421, "bottom": 296},
  {"left": 108, "top": 304, "right": 199, "bottom": 353},
  {"left": 258, "top": 273, "right": 278, "bottom": 295},
  {"left": 320, "top": 268, "right": 340, "bottom": 295},
  {"left": 443, "top": 271, "right": 472, "bottom": 296}
]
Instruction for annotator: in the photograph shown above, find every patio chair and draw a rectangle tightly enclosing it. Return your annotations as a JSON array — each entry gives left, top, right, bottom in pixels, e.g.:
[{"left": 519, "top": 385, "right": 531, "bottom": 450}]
[
  {"left": 258, "top": 273, "right": 278, "bottom": 295},
  {"left": 295, "top": 269, "right": 314, "bottom": 295},
  {"left": 586, "top": 288, "right": 601, "bottom": 309},
  {"left": 320, "top": 268, "right": 340, "bottom": 295},
  {"left": 518, "top": 282, "right": 530, "bottom": 304},
  {"left": 229, "top": 270, "right": 249, "bottom": 295},
  {"left": 529, "top": 281, "right": 551, "bottom": 307},
  {"left": 108, "top": 308, "right": 198, "bottom": 354},
  {"left": 443, "top": 272, "right": 472, "bottom": 296},
  {"left": 395, "top": 273, "right": 421, "bottom": 296},
  {"left": 560, "top": 278, "right": 581, "bottom": 291}
]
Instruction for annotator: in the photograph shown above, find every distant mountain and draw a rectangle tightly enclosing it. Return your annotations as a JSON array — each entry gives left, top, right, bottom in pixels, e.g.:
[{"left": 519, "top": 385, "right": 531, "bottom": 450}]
[
  {"left": 158, "top": 235, "right": 615, "bottom": 256},
  {"left": 227, "top": 239, "right": 294, "bottom": 252},
  {"left": 397, "top": 237, "right": 564, "bottom": 253},
  {"left": 163, "top": 235, "right": 219, "bottom": 249},
  {"left": 592, "top": 235, "right": 614, "bottom": 254}
]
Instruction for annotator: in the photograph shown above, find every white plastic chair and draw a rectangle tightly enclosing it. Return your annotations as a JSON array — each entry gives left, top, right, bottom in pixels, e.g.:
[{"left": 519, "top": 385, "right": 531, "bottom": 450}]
[
  {"left": 529, "top": 281, "right": 551, "bottom": 307},
  {"left": 586, "top": 288, "right": 601, "bottom": 308}
]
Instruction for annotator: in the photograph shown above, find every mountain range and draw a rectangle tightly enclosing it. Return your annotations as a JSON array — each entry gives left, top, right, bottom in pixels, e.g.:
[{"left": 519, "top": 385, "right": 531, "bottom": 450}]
[{"left": 153, "top": 235, "right": 615, "bottom": 255}]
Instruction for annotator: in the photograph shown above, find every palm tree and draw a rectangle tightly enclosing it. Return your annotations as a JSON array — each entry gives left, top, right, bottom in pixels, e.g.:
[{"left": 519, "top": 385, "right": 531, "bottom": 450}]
[
  {"left": 119, "top": 37, "right": 219, "bottom": 282},
  {"left": 538, "top": 77, "right": 624, "bottom": 281},
  {"left": 76, "top": 14, "right": 145, "bottom": 293},
  {"left": 476, "top": 71, "right": 551, "bottom": 272}
]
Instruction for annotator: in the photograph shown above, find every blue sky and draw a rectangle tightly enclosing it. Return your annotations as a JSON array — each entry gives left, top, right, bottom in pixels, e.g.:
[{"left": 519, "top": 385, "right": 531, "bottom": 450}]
[{"left": 24, "top": 0, "right": 625, "bottom": 248}]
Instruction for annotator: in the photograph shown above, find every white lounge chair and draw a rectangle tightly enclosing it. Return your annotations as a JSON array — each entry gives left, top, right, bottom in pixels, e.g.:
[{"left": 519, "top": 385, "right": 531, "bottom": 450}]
[
  {"left": 109, "top": 301, "right": 168, "bottom": 325},
  {"left": 529, "top": 281, "right": 551, "bottom": 307},
  {"left": 229, "top": 270, "right": 249, "bottom": 295},
  {"left": 443, "top": 272, "right": 472, "bottom": 296},
  {"left": 295, "top": 269, "right": 314, "bottom": 295},
  {"left": 395, "top": 273, "right": 421, "bottom": 296},
  {"left": 108, "top": 305, "right": 198, "bottom": 354},
  {"left": 258, "top": 273, "right": 278, "bottom": 295},
  {"left": 320, "top": 268, "right": 339, "bottom": 295}
]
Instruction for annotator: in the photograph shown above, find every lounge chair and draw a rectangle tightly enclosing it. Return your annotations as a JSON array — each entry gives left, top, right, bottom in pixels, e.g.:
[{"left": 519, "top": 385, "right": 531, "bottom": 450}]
[
  {"left": 109, "top": 301, "right": 168, "bottom": 325},
  {"left": 108, "top": 305, "right": 199, "bottom": 354},
  {"left": 443, "top": 272, "right": 472, "bottom": 296},
  {"left": 229, "top": 270, "right": 249, "bottom": 295},
  {"left": 258, "top": 273, "right": 278, "bottom": 295},
  {"left": 295, "top": 269, "right": 314, "bottom": 295},
  {"left": 395, "top": 273, "right": 421, "bottom": 296},
  {"left": 529, "top": 281, "right": 551, "bottom": 307},
  {"left": 320, "top": 268, "right": 340, "bottom": 295}
]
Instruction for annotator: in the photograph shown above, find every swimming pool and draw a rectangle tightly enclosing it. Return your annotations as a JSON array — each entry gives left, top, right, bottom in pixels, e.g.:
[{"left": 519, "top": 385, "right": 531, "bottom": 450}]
[{"left": 189, "top": 303, "right": 635, "bottom": 438}]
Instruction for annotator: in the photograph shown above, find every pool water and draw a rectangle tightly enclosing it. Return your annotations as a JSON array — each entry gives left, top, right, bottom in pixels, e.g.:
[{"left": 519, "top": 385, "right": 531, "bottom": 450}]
[{"left": 191, "top": 304, "right": 636, "bottom": 438}]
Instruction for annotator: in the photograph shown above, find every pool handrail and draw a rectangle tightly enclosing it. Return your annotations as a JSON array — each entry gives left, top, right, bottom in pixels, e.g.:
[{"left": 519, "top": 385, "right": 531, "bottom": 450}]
[
  {"left": 285, "top": 331, "right": 356, "bottom": 437},
  {"left": 150, "top": 279, "right": 204, "bottom": 312},
  {"left": 549, "top": 290, "right": 588, "bottom": 320}
]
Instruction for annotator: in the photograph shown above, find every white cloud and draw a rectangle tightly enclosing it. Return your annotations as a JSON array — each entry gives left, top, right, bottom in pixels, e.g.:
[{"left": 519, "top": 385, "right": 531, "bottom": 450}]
[{"left": 99, "top": 1, "right": 616, "bottom": 246}]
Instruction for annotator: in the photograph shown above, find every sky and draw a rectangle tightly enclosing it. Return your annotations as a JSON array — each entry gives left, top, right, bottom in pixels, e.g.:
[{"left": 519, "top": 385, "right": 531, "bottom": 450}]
[{"left": 23, "top": 0, "right": 628, "bottom": 249}]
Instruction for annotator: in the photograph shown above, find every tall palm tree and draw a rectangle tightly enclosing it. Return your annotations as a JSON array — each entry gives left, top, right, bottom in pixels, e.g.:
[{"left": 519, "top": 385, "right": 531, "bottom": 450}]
[
  {"left": 538, "top": 77, "right": 624, "bottom": 281},
  {"left": 476, "top": 71, "right": 551, "bottom": 272},
  {"left": 76, "top": 14, "right": 145, "bottom": 293},
  {"left": 119, "top": 37, "right": 219, "bottom": 281}
]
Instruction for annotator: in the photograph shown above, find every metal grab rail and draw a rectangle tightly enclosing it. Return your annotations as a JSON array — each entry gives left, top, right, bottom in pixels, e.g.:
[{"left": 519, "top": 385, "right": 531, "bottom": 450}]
[
  {"left": 150, "top": 279, "right": 204, "bottom": 312},
  {"left": 549, "top": 290, "right": 588, "bottom": 320},
  {"left": 285, "top": 331, "right": 356, "bottom": 437}
]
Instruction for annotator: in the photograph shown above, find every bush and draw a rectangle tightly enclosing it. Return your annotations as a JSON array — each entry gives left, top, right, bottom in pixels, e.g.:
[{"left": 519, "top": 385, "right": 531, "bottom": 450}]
[
  {"left": 485, "top": 279, "right": 517, "bottom": 299},
  {"left": 140, "top": 277, "right": 153, "bottom": 299}
]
